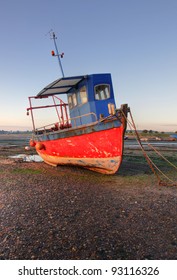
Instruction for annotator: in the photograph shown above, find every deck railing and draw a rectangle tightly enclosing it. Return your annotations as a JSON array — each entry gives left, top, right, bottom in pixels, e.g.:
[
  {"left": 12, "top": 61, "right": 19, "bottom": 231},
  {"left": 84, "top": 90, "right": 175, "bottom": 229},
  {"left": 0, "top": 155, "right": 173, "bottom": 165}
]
[
  {"left": 35, "top": 112, "right": 98, "bottom": 135},
  {"left": 27, "top": 95, "right": 98, "bottom": 135}
]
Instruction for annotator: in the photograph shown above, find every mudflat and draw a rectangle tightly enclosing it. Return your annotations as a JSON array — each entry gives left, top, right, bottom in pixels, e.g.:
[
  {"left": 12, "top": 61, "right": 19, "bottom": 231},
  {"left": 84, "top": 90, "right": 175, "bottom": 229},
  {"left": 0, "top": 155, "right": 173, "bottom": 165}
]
[{"left": 0, "top": 145, "right": 177, "bottom": 259}]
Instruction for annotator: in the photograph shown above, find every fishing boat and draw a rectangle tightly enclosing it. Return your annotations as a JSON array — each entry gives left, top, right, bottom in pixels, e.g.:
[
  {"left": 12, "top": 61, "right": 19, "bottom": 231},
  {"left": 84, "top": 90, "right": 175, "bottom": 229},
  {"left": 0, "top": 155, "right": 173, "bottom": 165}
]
[
  {"left": 27, "top": 32, "right": 129, "bottom": 174},
  {"left": 170, "top": 134, "right": 177, "bottom": 141}
]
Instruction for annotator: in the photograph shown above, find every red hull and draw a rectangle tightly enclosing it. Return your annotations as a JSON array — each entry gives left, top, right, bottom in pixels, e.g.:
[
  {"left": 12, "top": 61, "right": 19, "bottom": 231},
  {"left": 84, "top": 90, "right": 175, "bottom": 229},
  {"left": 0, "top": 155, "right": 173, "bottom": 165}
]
[{"left": 35, "top": 126, "right": 124, "bottom": 174}]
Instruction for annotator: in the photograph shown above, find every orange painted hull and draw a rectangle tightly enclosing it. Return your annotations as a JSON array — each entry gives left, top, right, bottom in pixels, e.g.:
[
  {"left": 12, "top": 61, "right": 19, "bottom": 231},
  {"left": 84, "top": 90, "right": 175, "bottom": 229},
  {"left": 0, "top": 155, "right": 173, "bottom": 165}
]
[{"left": 35, "top": 125, "right": 125, "bottom": 174}]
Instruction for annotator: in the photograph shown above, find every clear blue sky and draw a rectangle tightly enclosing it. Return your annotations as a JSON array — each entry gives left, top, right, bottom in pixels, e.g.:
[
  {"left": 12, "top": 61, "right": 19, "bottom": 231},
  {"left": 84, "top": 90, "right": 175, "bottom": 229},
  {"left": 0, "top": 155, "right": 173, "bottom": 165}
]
[{"left": 0, "top": 0, "right": 177, "bottom": 132}]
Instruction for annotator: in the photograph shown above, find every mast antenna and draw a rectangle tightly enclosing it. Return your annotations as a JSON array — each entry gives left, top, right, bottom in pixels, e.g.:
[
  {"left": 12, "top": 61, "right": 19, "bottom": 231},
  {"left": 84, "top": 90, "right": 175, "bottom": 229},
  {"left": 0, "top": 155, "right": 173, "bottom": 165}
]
[{"left": 49, "top": 30, "right": 65, "bottom": 77}]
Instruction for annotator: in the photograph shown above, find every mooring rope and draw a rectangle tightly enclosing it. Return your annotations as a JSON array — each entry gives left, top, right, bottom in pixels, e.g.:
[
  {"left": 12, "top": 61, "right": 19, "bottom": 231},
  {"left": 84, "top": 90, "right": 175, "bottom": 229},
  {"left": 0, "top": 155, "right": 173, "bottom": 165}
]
[
  {"left": 147, "top": 143, "right": 177, "bottom": 171},
  {"left": 120, "top": 108, "right": 177, "bottom": 187}
]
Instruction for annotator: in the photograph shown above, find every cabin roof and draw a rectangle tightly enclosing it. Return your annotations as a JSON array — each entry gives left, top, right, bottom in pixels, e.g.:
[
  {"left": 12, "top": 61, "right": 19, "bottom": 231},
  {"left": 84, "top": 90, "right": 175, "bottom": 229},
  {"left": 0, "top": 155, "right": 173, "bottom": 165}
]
[{"left": 36, "top": 75, "right": 86, "bottom": 97}]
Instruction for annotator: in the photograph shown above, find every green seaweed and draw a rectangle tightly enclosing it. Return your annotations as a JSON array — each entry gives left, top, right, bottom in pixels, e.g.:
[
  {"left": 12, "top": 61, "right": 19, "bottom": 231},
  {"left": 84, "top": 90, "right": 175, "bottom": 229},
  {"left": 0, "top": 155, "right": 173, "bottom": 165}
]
[{"left": 12, "top": 168, "right": 42, "bottom": 175}]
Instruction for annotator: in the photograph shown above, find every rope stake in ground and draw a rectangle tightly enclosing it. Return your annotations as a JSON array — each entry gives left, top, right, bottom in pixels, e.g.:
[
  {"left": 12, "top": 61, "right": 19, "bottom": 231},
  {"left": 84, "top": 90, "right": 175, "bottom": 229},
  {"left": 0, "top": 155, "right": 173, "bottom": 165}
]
[{"left": 120, "top": 108, "right": 177, "bottom": 187}]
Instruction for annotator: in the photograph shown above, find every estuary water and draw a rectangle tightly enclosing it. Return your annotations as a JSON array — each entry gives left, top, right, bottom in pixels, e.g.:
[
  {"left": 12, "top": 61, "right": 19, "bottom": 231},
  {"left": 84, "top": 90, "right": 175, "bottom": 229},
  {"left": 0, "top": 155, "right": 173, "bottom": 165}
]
[
  {"left": 0, "top": 134, "right": 43, "bottom": 162},
  {"left": 124, "top": 140, "right": 177, "bottom": 150},
  {"left": 9, "top": 154, "right": 43, "bottom": 162},
  {"left": 0, "top": 134, "right": 177, "bottom": 150},
  {"left": 0, "top": 134, "right": 30, "bottom": 147}
]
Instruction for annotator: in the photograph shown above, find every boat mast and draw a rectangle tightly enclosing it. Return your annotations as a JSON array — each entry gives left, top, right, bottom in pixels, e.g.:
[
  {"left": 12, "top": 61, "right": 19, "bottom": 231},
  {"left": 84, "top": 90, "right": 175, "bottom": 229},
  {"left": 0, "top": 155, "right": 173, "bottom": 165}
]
[{"left": 51, "top": 31, "right": 65, "bottom": 77}]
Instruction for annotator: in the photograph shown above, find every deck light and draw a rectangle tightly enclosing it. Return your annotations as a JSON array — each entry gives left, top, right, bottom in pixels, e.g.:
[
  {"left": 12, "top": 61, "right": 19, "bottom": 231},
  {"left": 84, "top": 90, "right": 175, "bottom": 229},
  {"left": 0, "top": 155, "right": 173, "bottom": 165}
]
[{"left": 51, "top": 50, "right": 55, "bottom": 56}]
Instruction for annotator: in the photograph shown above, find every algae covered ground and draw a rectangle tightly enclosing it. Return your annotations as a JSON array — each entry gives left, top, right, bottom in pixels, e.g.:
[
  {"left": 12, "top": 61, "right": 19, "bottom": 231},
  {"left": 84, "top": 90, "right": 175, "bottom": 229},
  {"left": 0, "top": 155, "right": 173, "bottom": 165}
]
[{"left": 0, "top": 136, "right": 177, "bottom": 259}]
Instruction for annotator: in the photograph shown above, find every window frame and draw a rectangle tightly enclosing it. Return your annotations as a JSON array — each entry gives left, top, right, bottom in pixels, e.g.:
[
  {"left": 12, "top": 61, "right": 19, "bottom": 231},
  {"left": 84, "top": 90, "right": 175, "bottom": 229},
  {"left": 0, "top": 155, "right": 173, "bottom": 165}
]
[
  {"left": 79, "top": 86, "right": 88, "bottom": 104},
  {"left": 68, "top": 95, "right": 73, "bottom": 109},
  {"left": 72, "top": 93, "right": 78, "bottom": 107},
  {"left": 94, "top": 84, "right": 110, "bottom": 100}
]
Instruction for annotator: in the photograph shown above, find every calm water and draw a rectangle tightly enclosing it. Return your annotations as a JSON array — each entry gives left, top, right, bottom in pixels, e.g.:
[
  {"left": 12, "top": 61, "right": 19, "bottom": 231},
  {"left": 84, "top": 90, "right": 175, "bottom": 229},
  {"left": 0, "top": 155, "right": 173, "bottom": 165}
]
[
  {"left": 0, "top": 135, "right": 177, "bottom": 150},
  {"left": 124, "top": 140, "right": 177, "bottom": 150},
  {"left": 9, "top": 154, "right": 43, "bottom": 162},
  {"left": 0, "top": 135, "right": 31, "bottom": 147},
  {"left": 0, "top": 135, "right": 43, "bottom": 162}
]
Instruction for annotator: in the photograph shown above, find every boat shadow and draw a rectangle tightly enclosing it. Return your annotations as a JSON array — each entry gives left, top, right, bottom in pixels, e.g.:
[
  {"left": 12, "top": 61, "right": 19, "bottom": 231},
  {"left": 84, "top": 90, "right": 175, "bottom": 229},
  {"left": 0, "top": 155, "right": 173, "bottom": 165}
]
[
  {"left": 117, "top": 158, "right": 152, "bottom": 177},
  {"left": 56, "top": 157, "right": 151, "bottom": 178}
]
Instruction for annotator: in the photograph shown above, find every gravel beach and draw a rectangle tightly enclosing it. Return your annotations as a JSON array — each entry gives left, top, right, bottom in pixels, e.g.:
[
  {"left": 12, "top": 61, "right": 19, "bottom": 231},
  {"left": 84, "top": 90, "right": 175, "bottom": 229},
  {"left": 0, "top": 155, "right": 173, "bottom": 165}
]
[{"left": 0, "top": 145, "right": 177, "bottom": 260}]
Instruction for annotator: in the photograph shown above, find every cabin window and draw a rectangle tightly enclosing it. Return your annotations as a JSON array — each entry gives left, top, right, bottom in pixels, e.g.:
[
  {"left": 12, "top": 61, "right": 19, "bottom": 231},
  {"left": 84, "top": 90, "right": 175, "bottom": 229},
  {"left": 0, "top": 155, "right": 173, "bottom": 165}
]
[
  {"left": 68, "top": 95, "right": 73, "bottom": 109},
  {"left": 95, "top": 84, "right": 110, "bottom": 100},
  {"left": 80, "top": 86, "right": 88, "bottom": 104},
  {"left": 72, "top": 93, "right": 77, "bottom": 107}
]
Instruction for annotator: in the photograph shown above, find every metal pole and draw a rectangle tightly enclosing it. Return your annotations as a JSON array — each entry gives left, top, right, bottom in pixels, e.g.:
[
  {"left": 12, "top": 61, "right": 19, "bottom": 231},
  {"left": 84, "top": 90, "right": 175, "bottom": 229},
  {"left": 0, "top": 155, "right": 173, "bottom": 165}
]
[
  {"left": 28, "top": 97, "right": 35, "bottom": 131},
  {"left": 52, "top": 96, "right": 60, "bottom": 123},
  {"left": 52, "top": 32, "right": 65, "bottom": 77}
]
